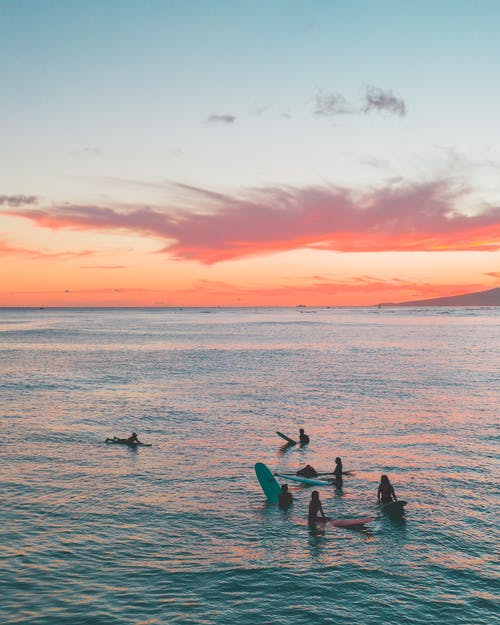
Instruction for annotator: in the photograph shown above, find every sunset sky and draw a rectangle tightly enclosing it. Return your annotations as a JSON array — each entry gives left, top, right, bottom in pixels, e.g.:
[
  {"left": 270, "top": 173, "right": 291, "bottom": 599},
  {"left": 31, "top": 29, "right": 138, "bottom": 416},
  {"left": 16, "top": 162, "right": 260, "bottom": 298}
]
[{"left": 1, "top": 0, "right": 499, "bottom": 306}]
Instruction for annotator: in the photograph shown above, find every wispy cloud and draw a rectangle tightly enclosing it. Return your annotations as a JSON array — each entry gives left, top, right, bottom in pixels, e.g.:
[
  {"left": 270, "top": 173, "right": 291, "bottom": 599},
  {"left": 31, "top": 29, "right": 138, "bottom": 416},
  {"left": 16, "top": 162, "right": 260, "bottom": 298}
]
[
  {"left": 483, "top": 271, "right": 500, "bottom": 281},
  {"left": 206, "top": 114, "right": 236, "bottom": 124},
  {"left": 156, "top": 275, "right": 488, "bottom": 306},
  {"left": 0, "top": 239, "right": 94, "bottom": 260},
  {"left": 10, "top": 287, "right": 162, "bottom": 295},
  {"left": 0, "top": 194, "right": 38, "bottom": 206},
  {"left": 4, "top": 179, "right": 499, "bottom": 264},
  {"left": 80, "top": 265, "right": 127, "bottom": 269},
  {"left": 250, "top": 104, "right": 271, "bottom": 116},
  {"left": 361, "top": 84, "right": 407, "bottom": 116},
  {"left": 314, "top": 89, "right": 353, "bottom": 116},
  {"left": 312, "top": 84, "right": 407, "bottom": 117},
  {"left": 71, "top": 147, "right": 103, "bottom": 157}
]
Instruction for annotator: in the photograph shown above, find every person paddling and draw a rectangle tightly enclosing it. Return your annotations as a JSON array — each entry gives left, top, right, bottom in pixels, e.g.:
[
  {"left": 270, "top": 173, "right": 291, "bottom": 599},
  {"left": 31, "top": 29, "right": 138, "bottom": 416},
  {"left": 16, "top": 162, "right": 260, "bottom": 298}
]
[
  {"left": 299, "top": 428, "right": 310, "bottom": 445},
  {"left": 278, "top": 484, "right": 293, "bottom": 508},
  {"left": 106, "top": 432, "right": 142, "bottom": 445},
  {"left": 377, "top": 474, "right": 397, "bottom": 504},
  {"left": 308, "top": 490, "right": 326, "bottom": 523}
]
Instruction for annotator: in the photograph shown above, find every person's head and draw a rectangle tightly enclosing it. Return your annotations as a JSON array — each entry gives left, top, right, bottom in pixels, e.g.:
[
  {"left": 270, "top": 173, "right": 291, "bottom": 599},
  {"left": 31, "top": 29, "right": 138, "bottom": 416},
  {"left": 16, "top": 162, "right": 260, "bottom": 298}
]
[
  {"left": 131, "top": 432, "right": 138, "bottom": 439},
  {"left": 311, "top": 490, "right": 319, "bottom": 501},
  {"left": 380, "top": 474, "right": 389, "bottom": 485},
  {"left": 299, "top": 428, "right": 305, "bottom": 435},
  {"left": 281, "top": 484, "right": 288, "bottom": 492},
  {"left": 335, "top": 457, "right": 341, "bottom": 464}
]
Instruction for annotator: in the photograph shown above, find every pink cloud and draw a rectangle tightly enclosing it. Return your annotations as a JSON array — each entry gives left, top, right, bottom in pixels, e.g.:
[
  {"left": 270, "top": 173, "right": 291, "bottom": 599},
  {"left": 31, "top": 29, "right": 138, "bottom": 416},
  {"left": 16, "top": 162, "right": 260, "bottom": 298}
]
[{"left": 3, "top": 179, "right": 500, "bottom": 264}]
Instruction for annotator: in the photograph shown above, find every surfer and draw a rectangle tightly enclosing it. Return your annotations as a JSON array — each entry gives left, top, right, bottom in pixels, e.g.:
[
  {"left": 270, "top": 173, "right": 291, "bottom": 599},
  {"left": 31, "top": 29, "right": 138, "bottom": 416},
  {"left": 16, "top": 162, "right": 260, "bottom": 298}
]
[
  {"left": 278, "top": 484, "right": 293, "bottom": 508},
  {"left": 308, "top": 491, "right": 326, "bottom": 523},
  {"left": 296, "top": 464, "right": 318, "bottom": 477},
  {"left": 333, "top": 457, "right": 343, "bottom": 480},
  {"left": 106, "top": 432, "right": 142, "bottom": 445},
  {"left": 299, "top": 428, "right": 310, "bottom": 445},
  {"left": 377, "top": 474, "right": 398, "bottom": 504}
]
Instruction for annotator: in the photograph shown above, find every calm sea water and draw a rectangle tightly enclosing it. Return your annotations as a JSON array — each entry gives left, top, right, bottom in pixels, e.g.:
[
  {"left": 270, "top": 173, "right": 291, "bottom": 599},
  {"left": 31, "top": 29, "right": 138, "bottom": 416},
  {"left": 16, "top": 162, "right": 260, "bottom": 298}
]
[{"left": 1, "top": 307, "right": 498, "bottom": 625}]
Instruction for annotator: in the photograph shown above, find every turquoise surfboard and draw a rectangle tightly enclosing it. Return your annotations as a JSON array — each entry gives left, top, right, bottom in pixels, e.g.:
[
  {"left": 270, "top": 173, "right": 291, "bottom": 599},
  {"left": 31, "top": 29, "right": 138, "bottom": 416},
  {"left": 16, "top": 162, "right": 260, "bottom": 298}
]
[
  {"left": 274, "top": 473, "right": 332, "bottom": 486},
  {"left": 255, "top": 462, "right": 281, "bottom": 503}
]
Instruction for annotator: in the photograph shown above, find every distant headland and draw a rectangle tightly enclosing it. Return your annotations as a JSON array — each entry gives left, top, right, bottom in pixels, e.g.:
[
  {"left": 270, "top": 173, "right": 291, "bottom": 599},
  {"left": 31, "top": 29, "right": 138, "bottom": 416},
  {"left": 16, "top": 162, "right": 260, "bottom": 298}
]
[{"left": 378, "top": 287, "right": 500, "bottom": 307}]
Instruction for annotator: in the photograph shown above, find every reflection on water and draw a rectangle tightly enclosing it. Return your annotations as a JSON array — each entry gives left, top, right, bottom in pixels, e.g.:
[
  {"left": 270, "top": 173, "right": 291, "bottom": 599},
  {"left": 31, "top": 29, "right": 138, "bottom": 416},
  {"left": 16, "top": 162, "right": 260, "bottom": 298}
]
[{"left": 0, "top": 307, "right": 498, "bottom": 624}]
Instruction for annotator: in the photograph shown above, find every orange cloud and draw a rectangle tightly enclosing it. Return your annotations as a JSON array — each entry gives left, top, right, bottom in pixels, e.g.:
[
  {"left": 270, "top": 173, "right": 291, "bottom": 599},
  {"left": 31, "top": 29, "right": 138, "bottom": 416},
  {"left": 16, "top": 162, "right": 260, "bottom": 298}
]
[
  {"left": 151, "top": 275, "right": 488, "bottom": 307},
  {"left": 3, "top": 179, "right": 499, "bottom": 264},
  {"left": 0, "top": 239, "right": 95, "bottom": 260}
]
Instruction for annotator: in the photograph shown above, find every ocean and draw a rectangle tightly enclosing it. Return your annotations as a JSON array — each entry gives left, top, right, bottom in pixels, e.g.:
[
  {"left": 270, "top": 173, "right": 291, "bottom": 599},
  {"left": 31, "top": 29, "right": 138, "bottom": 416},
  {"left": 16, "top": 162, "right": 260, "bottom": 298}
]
[{"left": 1, "top": 306, "right": 498, "bottom": 624}]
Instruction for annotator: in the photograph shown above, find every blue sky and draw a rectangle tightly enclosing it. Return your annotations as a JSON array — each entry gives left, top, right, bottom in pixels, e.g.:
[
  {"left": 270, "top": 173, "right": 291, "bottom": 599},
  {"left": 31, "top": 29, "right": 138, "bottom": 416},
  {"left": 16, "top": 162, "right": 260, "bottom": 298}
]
[{"left": 2, "top": 0, "right": 499, "bottom": 198}]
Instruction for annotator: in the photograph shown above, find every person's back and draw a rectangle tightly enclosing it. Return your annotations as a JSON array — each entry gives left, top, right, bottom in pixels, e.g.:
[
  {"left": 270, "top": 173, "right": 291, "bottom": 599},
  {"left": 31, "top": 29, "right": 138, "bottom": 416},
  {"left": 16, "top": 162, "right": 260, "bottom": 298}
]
[
  {"left": 308, "top": 490, "right": 325, "bottom": 522},
  {"left": 278, "top": 484, "right": 293, "bottom": 508},
  {"left": 299, "top": 428, "right": 310, "bottom": 445},
  {"left": 378, "top": 474, "right": 397, "bottom": 503},
  {"left": 297, "top": 464, "right": 318, "bottom": 477}
]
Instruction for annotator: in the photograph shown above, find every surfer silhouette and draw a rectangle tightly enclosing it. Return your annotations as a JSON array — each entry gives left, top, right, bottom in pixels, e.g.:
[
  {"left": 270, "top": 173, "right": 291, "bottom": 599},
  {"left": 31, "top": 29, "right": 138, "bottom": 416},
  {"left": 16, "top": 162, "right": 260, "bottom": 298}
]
[
  {"left": 333, "top": 457, "right": 343, "bottom": 480},
  {"left": 296, "top": 464, "right": 318, "bottom": 477},
  {"left": 308, "top": 491, "right": 326, "bottom": 523},
  {"left": 299, "top": 428, "right": 310, "bottom": 445},
  {"left": 377, "top": 474, "right": 397, "bottom": 504},
  {"left": 106, "top": 432, "right": 142, "bottom": 444},
  {"left": 278, "top": 484, "right": 293, "bottom": 508}
]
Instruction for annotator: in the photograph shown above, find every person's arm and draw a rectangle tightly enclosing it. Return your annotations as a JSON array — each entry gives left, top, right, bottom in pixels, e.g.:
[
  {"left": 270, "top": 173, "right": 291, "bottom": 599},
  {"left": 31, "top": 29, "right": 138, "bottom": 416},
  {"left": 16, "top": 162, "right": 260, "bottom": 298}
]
[
  {"left": 319, "top": 502, "right": 326, "bottom": 518},
  {"left": 391, "top": 486, "right": 397, "bottom": 502}
]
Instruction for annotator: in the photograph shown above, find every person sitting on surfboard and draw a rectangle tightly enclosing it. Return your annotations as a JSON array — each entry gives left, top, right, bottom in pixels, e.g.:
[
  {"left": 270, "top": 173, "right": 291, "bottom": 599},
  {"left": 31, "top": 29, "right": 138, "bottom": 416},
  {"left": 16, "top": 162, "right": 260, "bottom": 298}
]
[
  {"left": 278, "top": 484, "right": 293, "bottom": 508},
  {"left": 299, "top": 428, "right": 310, "bottom": 445},
  {"left": 308, "top": 491, "right": 326, "bottom": 523},
  {"left": 106, "top": 432, "right": 141, "bottom": 445},
  {"left": 296, "top": 464, "right": 318, "bottom": 477},
  {"left": 377, "top": 474, "right": 398, "bottom": 504}
]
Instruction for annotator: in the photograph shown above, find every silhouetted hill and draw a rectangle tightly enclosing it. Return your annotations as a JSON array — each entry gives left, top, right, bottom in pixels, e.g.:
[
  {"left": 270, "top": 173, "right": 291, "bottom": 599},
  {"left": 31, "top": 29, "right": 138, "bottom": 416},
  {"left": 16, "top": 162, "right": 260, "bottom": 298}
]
[{"left": 379, "top": 287, "right": 500, "bottom": 307}]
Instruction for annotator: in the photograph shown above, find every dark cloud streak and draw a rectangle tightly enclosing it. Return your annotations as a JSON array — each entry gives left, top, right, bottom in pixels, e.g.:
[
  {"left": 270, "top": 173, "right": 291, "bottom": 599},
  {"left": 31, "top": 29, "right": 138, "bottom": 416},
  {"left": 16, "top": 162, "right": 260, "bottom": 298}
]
[
  {"left": 206, "top": 114, "right": 236, "bottom": 124},
  {"left": 0, "top": 194, "right": 38, "bottom": 206}
]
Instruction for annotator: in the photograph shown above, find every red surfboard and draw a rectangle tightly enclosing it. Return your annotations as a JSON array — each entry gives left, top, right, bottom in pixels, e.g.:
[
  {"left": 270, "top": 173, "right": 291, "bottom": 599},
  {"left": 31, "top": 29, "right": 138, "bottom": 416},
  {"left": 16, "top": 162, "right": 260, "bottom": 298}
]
[{"left": 316, "top": 516, "right": 375, "bottom": 527}]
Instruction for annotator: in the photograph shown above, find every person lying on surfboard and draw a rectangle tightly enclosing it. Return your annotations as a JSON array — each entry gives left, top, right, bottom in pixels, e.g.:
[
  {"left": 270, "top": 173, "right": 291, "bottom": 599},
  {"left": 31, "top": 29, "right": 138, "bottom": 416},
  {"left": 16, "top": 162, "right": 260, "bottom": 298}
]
[
  {"left": 278, "top": 484, "right": 293, "bottom": 508},
  {"left": 106, "top": 432, "right": 142, "bottom": 445},
  {"left": 299, "top": 428, "right": 310, "bottom": 445},
  {"left": 308, "top": 491, "right": 326, "bottom": 523},
  {"left": 377, "top": 474, "right": 398, "bottom": 504},
  {"left": 296, "top": 464, "right": 318, "bottom": 477}
]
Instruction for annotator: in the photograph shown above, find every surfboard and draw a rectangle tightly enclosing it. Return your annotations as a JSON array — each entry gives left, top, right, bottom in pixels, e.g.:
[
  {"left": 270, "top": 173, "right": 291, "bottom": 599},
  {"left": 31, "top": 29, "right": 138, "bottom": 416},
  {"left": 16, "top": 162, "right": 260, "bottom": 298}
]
[
  {"left": 255, "top": 462, "right": 281, "bottom": 503},
  {"left": 274, "top": 473, "right": 332, "bottom": 486},
  {"left": 317, "top": 516, "right": 375, "bottom": 528},
  {"left": 381, "top": 500, "right": 407, "bottom": 514},
  {"left": 276, "top": 431, "right": 297, "bottom": 445},
  {"left": 316, "top": 470, "right": 355, "bottom": 477},
  {"left": 105, "top": 440, "right": 152, "bottom": 447}
]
